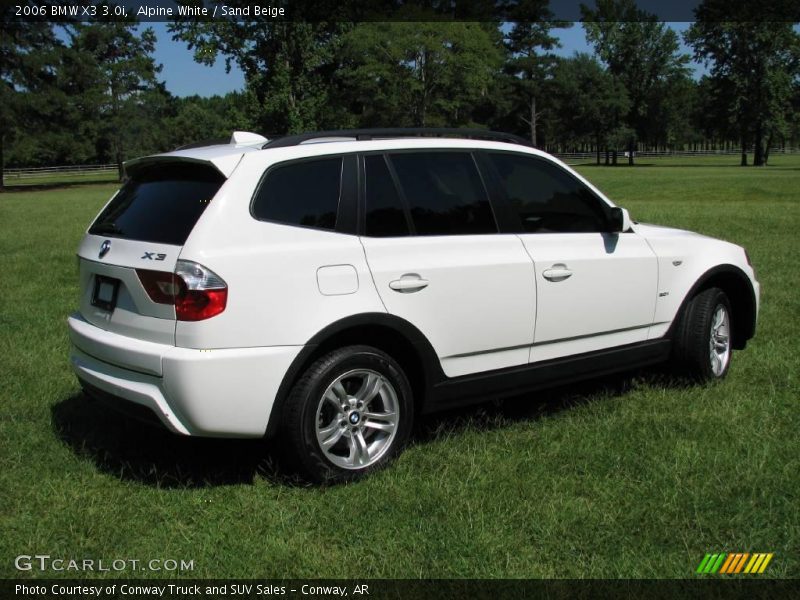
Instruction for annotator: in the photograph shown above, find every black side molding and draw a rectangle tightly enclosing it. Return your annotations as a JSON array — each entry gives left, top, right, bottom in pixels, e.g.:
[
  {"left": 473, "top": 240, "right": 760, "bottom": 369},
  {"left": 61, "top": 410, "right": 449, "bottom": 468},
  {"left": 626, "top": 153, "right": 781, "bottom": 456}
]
[{"left": 425, "top": 339, "right": 672, "bottom": 413}]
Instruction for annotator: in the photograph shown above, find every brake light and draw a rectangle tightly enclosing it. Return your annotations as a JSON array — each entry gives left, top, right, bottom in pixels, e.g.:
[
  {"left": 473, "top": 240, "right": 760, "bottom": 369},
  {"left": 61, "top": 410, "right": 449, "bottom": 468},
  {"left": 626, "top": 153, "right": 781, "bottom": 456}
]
[{"left": 136, "top": 260, "right": 227, "bottom": 321}]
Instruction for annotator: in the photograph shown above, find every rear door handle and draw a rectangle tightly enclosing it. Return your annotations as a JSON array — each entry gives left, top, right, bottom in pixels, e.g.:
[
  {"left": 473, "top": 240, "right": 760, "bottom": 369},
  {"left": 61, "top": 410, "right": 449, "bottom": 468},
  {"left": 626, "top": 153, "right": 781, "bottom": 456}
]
[
  {"left": 542, "top": 264, "right": 573, "bottom": 282},
  {"left": 389, "top": 274, "right": 429, "bottom": 293}
]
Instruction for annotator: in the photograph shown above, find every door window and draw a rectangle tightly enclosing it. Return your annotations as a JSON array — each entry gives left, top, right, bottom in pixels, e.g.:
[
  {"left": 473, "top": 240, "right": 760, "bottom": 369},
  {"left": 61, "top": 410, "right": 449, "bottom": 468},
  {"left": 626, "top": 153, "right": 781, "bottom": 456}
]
[
  {"left": 387, "top": 152, "right": 496, "bottom": 236},
  {"left": 486, "top": 152, "right": 609, "bottom": 233},
  {"left": 364, "top": 155, "right": 410, "bottom": 237}
]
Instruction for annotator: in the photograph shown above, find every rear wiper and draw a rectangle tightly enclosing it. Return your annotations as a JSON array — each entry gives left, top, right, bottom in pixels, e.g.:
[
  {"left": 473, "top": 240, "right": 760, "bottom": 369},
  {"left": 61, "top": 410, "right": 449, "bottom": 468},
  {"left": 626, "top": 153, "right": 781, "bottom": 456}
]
[{"left": 91, "top": 223, "right": 124, "bottom": 235}]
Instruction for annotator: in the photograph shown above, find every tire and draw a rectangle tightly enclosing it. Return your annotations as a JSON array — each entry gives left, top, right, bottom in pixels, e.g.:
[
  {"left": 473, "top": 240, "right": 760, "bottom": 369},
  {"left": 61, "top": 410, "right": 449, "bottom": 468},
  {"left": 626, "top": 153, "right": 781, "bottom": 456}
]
[
  {"left": 280, "top": 345, "right": 414, "bottom": 483},
  {"left": 672, "top": 287, "right": 733, "bottom": 382}
]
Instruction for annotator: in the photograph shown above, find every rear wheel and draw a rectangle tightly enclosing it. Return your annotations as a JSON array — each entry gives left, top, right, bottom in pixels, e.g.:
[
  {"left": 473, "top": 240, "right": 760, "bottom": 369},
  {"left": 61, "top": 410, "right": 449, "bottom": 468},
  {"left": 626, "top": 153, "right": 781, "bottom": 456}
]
[
  {"left": 672, "top": 287, "right": 733, "bottom": 381},
  {"left": 281, "top": 345, "right": 413, "bottom": 483}
]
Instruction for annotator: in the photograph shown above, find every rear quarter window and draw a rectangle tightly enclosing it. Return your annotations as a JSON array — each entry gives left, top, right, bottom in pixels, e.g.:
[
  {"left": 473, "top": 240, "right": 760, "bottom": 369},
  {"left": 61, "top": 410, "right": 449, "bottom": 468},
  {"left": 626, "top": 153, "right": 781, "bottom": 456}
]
[
  {"left": 89, "top": 163, "right": 224, "bottom": 246},
  {"left": 251, "top": 157, "right": 343, "bottom": 231}
]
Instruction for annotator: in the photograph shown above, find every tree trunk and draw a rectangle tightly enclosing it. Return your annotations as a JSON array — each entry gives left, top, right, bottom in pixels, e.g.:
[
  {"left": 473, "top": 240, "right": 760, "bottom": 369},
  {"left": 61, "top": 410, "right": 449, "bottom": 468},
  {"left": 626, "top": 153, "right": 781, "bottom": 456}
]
[
  {"left": 628, "top": 139, "right": 634, "bottom": 166},
  {"left": 115, "top": 129, "right": 124, "bottom": 181},
  {"left": 521, "top": 96, "right": 538, "bottom": 147},
  {"left": 764, "top": 134, "right": 772, "bottom": 165},
  {"left": 605, "top": 147, "right": 610, "bottom": 166},
  {"left": 596, "top": 137, "right": 601, "bottom": 165},
  {"left": 612, "top": 149, "right": 618, "bottom": 166},
  {"left": 0, "top": 134, "right": 5, "bottom": 193},
  {"left": 753, "top": 122, "right": 764, "bottom": 166},
  {"left": 740, "top": 134, "right": 748, "bottom": 166}
]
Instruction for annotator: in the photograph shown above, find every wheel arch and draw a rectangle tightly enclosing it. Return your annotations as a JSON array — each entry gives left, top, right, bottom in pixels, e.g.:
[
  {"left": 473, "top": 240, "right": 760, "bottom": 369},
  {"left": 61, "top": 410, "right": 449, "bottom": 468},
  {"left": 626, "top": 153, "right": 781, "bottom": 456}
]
[
  {"left": 668, "top": 264, "right": 757, "bottom": 350},
  {"left": 264, "top": 313, "right": 442, "bottom": 438}
]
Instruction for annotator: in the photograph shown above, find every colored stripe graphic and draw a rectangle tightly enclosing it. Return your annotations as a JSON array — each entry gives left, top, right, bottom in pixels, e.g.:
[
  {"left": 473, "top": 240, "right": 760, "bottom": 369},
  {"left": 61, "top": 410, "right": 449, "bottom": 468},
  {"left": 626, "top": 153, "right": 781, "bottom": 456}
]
[
  {"left": 744, "top": 554, "right": 759, "bottom": 573},
  {"left": 719, "top": 554, "right": 736, "bottom": 574},
  {"left": 696, "top": 554, "right": 712, "bottom": 574},
  {"left": 698, "top": 552, "right": 774, "bottom": 574},
  {"left": 722, "top": 552, "right": 742, "bottom": 575},
  {"left": 749, "top": 554, "right": 766, "bottom": 573},
  {"left": 710, "top": 553, "right": 726, "bottom": 573},
  {"left": 734, "top": 553, "right": 750, "bottom": 573},
  {"left": 758, "top": 553, "right": 774, "bottom": 573},
  {"left": 697, "top": 553, "right": 727, "bottom": 573}
]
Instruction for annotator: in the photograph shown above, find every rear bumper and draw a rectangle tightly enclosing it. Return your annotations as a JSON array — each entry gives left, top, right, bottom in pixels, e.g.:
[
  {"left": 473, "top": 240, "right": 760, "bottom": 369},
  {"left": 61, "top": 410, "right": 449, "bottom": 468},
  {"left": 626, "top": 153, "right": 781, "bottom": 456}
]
[{"left": 68, "top": 313, "right": 301, "bottom": 437}]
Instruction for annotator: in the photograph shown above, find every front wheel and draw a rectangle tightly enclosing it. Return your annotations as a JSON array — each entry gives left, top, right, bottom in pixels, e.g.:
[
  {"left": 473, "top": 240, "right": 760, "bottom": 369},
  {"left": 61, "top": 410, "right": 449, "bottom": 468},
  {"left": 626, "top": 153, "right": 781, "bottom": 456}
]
[
  {"left": 672, "top": 287, "right": 733, "bottom": 381},
  {"left": 281, "top": 345, "right": 414, "bottom": 483}
]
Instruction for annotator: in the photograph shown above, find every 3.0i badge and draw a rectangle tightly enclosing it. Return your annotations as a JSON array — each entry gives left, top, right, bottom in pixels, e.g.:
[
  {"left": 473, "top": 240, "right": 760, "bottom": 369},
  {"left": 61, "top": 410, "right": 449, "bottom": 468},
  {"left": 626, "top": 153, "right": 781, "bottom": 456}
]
[{"left": 98, "top": 240, "right": 111, "bottom": 258}]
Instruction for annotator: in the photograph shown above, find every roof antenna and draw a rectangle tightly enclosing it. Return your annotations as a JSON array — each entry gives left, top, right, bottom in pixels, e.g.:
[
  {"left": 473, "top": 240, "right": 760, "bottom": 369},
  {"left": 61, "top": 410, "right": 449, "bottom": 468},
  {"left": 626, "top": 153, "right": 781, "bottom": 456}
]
[{"left": 230, "top": 131, "right": 268, "bottom": 146}]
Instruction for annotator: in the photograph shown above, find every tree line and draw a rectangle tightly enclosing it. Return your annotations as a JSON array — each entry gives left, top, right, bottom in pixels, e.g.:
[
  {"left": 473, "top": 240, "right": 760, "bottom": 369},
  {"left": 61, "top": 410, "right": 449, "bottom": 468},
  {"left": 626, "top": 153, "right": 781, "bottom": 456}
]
[{"left": 2, "top": 0, "right": 799, "bottom": 190}]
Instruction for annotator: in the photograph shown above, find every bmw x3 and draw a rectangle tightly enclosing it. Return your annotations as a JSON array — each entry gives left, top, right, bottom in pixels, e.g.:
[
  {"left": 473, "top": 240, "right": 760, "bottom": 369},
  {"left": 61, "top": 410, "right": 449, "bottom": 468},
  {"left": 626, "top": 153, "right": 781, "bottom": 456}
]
[{"left": 68, "top": 129, "right": 760, "bottom": 482}]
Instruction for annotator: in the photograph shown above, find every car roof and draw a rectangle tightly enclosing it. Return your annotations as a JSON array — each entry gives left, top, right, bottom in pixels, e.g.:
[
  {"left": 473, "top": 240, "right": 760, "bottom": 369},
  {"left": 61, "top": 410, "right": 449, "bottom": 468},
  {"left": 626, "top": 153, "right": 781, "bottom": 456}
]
[{"left": 125, "top": 130, "right": 549, "bottom": 178}]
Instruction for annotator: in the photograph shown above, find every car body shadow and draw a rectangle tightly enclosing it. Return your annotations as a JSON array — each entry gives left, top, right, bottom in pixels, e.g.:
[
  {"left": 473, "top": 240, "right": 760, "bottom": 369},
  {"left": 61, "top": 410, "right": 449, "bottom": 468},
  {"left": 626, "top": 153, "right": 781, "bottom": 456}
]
[
  {"left": 52, "top": 367, "right": 689, "bottom": 489},
  {"left": 413, "top": 366, "right": 685, "bottom": 444},
  {"left": 51, "top": 393, "right": 290, "bottom": 489}
]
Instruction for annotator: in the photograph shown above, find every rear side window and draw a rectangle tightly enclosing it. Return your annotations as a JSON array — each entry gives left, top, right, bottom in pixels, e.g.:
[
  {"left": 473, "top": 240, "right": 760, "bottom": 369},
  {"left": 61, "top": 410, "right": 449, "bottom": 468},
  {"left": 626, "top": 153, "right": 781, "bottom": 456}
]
[
  {"left": 89, "top": 163, "right": 224, "bottom": 245},
  {"left": 487, "top": 152, "right": 610, "bottom": 233},
  {"left": 252, "top": 157, "right": 342, "bottom": 231},
  {"left": 388, "top": 152, "right": 496, "bottom": 236}
]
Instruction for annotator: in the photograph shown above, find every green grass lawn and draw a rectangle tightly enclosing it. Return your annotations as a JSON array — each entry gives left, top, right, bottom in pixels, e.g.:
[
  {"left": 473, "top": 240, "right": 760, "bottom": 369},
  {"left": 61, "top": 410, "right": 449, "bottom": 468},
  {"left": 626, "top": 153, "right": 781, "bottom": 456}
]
[{"left": 1, "top": 157, "right": 798, "bottom": 580}]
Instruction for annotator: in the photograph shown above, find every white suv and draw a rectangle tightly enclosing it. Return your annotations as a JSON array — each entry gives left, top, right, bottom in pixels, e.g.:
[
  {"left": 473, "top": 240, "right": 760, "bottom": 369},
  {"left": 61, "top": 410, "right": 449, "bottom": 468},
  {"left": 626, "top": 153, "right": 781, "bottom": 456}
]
[{"left": 68, "top": 129, "right": 759, "bottom": 482}]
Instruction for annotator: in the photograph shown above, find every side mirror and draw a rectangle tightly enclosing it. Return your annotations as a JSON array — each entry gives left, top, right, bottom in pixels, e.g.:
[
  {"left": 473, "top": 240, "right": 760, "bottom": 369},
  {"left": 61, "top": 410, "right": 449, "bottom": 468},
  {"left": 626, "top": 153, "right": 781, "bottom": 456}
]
[{"left": 609, "top": 207, "right": 633, "bottom": 233}]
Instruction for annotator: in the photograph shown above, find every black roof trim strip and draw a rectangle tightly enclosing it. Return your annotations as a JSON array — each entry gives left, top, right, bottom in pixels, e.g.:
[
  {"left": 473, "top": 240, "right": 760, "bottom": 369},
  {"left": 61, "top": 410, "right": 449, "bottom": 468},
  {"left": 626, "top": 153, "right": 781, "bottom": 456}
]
[
  {"left": 174, "top": 138, "right": 231, "bottom": 151},
  {"left": 262, "top": 128, "right": 532, "bottom": 149}
]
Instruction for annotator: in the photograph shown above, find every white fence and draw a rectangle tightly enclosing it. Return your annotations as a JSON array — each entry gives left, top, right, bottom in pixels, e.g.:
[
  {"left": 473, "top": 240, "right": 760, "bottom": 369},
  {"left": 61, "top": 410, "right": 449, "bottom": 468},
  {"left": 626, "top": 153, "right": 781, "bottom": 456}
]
[
  {"left": 3, "top": 164, "right": 117, "bottom": 182},
  {"left": 553, "top": 148, "right": 798, "bottom": 162},
  {"left": 4, "top": 148, "right": 799, "bottom": 182}
]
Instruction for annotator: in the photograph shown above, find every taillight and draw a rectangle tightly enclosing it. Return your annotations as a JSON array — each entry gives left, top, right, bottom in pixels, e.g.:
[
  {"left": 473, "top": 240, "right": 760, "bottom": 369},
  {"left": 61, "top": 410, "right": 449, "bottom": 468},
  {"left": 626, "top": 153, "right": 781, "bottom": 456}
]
[
  {"left": 136, "top": 260, "right": 227, "bottom": 321},
  {"left": 137, "top": 270, "right": 182, "bottom": 304}
]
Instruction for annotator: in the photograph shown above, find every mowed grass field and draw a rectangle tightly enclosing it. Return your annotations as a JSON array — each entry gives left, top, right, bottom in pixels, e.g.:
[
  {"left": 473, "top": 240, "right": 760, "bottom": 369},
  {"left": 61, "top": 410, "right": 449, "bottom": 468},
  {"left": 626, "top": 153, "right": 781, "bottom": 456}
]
[{"left": 1, "top": 155, "right": 798, "bottom": 579}]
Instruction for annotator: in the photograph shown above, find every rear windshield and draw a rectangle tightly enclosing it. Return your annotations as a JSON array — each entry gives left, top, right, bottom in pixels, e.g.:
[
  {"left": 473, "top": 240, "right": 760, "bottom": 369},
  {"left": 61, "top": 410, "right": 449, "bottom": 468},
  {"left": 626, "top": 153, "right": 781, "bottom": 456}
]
[{"left": 89, "top": 163, "right": 224, "bottom": 245}]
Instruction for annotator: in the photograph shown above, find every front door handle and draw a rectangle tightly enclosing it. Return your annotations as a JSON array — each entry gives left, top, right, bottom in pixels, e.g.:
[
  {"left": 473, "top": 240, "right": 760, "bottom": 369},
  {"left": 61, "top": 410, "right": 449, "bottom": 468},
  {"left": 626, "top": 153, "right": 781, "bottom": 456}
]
[
  {"left": 542, "top": 264, "right": 573, "bottom": 282},
  {"left": 389, "top": 274, "right": 429, "bottom": 293}
]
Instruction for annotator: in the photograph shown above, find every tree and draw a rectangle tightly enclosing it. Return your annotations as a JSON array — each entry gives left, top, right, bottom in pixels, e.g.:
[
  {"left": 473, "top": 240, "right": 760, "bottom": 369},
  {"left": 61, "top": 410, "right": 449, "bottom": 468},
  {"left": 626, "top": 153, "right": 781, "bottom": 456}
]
[
  {"left": 163, "top": 92, "right": 258, "bottom": 148},
  {"left": 170, "top": 5, "right": 349, "bottom": 134},
  {"left": 504, "top": 2, "right": 571, "bottom": 146},
  {"left": 550, "top": 54, "right": 629, "bottom": 163},
  {"left": 0, "top": 13, "right": 60, "bottom": 191},
  {"left": 582, "top": 0, "right": 690, "bottom": 164},
  {"left": 336, "top": 22, "right": 503, "bottom": 128},
  {"left": 67, "top": 22, "right": 164, "bottom": 179},
  {"left": 685, "top": 0, "right": 800, "bottom": 166}
]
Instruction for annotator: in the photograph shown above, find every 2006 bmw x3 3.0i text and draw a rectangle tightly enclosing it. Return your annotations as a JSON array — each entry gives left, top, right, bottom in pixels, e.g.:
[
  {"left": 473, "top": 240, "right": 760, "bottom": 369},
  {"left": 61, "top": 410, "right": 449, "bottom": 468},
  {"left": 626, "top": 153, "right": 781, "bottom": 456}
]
[{"left": 68, "top": 129, "right": 759, "bottom": 482}]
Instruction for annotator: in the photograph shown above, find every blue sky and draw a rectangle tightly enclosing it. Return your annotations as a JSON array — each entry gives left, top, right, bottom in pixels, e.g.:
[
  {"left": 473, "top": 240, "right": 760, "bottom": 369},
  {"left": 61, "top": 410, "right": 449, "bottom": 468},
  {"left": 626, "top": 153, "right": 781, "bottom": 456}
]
[{"left": 152, "top": 22, "right": 705, "bottom": 98}]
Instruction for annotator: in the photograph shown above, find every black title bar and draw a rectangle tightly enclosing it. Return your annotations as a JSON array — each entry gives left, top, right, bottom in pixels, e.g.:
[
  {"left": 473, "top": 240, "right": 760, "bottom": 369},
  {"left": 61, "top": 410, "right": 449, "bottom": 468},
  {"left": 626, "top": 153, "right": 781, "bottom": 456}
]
[{"left": 4, "top": 0, "right": 800, "bottom": 23}]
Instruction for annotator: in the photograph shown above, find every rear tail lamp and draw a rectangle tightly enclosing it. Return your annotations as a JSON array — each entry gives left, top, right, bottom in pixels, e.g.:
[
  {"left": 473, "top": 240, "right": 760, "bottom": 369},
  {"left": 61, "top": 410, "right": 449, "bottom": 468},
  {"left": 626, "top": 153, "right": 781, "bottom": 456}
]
[{"left": 137, "top": 260, "right": 227, "bottom": 321}]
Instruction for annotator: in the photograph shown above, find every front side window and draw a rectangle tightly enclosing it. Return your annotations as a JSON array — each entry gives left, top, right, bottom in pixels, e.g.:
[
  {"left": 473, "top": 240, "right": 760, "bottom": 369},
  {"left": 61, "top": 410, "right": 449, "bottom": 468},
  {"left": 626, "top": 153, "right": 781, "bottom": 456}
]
[
  {"left": 487, "top": 152, "right": 610, "bottom": 233},
  {"left": 388, "top": 152, "right": 496, "bottom": 236},
  {"left": 252, "top": 157, "right": 342, "bottom": 230}
]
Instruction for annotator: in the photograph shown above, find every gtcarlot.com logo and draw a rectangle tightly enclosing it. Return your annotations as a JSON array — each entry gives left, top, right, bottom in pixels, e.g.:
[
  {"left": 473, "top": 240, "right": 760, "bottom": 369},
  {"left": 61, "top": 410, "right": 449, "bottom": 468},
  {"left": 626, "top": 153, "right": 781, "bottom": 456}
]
[
  {"left": 15, "top": 555, "right": 195, "bottom": 572},
  {"left": 696, "top": 552, "right": 774, "bottom": 574}
]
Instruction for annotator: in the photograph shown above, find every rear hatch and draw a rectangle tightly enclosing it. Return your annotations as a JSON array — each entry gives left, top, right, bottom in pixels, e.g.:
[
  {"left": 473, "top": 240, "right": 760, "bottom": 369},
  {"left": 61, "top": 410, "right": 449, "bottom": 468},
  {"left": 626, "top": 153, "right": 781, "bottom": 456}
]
[{"left": 76, "top": 161, "right": 226, "bottom": 346}]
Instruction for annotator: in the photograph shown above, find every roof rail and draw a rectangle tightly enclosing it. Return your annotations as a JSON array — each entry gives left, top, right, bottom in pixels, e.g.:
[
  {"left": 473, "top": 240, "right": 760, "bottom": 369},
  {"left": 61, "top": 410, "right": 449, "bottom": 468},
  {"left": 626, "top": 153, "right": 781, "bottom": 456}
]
[{"left": 262, "top": 128, "right": 533, "bottom": 149}]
